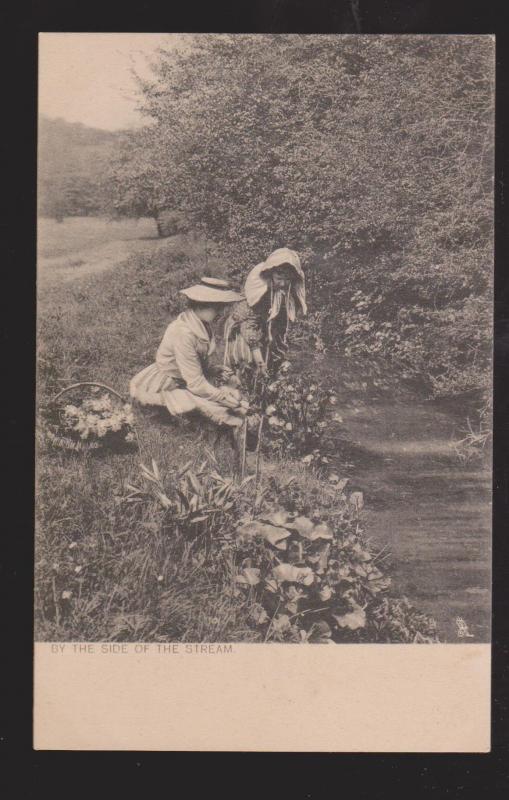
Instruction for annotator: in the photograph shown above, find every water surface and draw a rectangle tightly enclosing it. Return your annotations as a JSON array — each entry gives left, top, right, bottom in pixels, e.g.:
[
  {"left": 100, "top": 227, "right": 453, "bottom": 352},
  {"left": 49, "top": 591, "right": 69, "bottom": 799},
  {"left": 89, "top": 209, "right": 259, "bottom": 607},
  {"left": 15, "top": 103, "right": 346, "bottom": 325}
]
[{"left": 301, "top": 352, "right": 491, "bottom": 642}]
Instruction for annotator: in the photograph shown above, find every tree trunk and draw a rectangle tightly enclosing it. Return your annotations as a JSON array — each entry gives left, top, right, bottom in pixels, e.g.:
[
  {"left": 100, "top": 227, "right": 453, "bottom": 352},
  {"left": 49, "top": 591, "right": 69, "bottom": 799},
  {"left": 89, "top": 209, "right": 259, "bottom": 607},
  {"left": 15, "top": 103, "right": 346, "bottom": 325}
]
[{"left": 155, "top": 209, "right": 189, "bottom": 238}]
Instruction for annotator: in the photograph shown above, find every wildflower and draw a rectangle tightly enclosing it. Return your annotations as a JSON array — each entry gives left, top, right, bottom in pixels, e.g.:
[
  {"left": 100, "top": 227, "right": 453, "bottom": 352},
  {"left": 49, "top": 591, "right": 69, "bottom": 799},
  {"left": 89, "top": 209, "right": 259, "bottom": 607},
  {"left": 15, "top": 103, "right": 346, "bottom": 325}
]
[
  {"left": 329, "top": 396, "right": 338, "bottom": 405},
  {"left": 96, "top": 419, "right": 110, "bottom": 437},
  {"left": 265, "top": 404, "right": 277, "bottom": 416},
  {"left": 301, "top": 454, "right": 313, "bottom": 465},
  {"left": 306, "top": 394, "right": 314, "bottom": 402},
  {"left": 268, "top": 416, "right": 281, "bottom": 427},
  {"left": 285, "top": 422, "right": 293, "bottom": 431},
  {"left": 272, "top": 614, "right": 291, "bottom": 633},
  {"left": 74, "top": 565, "right": 83, "bottom": 575},
  {"left": 350, "top": 491, "right": 364, "bottom": 511},
  {"left": 157, "top": 575, "right": 164, "bottom": 583},
  {"left": 332, "top": 413, "right": 343, "bottom": 423},
  {"left": 52, "top": 562, "right": 59, "bottom": 572},
  {"left": 319, "top": 585, "right": 333, "bottom": 601},
  {"left": 61, "top": 590, "right": 73, "bottom": 601},
  {"left": 68, "top": 542, "right": 78, "bottom": 550}
]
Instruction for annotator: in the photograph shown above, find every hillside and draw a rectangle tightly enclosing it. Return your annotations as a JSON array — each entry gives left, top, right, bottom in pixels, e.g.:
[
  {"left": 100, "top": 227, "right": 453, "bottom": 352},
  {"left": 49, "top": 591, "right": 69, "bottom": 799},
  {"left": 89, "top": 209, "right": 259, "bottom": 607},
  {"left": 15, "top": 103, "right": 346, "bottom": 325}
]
[{"left": 38, "top": 116, "right": 123, "bottom": 218}]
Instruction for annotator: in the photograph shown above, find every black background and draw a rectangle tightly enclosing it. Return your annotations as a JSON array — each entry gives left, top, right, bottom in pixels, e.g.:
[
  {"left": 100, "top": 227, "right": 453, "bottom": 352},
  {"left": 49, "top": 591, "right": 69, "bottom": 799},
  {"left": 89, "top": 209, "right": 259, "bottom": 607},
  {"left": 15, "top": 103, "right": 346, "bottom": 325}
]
[{"left": 2, "top": 1, "right": 508, "bottom": 796}]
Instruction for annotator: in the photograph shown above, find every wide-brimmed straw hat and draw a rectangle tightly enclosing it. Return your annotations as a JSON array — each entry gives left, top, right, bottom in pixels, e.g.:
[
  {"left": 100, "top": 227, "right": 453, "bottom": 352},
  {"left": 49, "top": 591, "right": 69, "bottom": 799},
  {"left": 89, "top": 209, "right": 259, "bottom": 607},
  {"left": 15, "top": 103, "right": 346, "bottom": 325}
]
[{"left": 180, "top": 276, "right": 243, "bottom": 304}]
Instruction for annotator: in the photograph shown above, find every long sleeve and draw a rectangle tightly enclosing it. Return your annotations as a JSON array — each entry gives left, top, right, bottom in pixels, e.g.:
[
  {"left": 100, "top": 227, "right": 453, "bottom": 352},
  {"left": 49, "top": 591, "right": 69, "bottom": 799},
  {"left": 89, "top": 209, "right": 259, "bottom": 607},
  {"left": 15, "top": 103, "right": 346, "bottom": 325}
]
[{"left": 173, "top": 330, "right": 223, "bottom": 401}]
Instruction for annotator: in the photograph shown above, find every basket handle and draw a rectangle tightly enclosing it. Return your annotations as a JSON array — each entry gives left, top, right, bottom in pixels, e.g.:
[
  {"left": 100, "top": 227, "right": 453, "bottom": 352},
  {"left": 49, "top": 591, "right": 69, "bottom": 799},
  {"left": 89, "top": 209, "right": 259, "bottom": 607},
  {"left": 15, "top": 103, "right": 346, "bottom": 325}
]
[{"left": 51, "top": 382, "right": 127, "bottom": 405}]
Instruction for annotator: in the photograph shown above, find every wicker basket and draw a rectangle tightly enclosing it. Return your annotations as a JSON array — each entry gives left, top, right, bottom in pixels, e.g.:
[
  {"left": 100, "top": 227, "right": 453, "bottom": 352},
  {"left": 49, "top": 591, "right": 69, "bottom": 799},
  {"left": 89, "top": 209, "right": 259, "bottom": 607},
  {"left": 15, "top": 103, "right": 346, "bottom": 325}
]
[{"left": 42, "top": 382, "right": 136, "bottom": 453}]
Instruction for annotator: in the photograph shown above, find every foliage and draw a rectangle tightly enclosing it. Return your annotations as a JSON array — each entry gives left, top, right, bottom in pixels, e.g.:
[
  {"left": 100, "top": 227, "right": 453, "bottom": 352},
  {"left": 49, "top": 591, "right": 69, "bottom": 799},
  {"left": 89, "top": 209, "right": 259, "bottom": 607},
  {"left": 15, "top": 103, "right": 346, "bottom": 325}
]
[
  {"left": 35, "top": 223, "right": 456, "bottom": 643},
  {"left": 236, "top": 476, "right": 438, "bottom": 643},
  {"left": 38, "top": 116, "right": 118, "bottom": 219},
  {"left": 243, "top": 360, "right": 340, "bottom": 461},
  {"left": 35, "top": 450, "right": 439, "bottom": 644},
  {"left": 107, "top": 34, "right": 494, "bottom": 401},
  {"left": 452, "top": 401, "right": 492, "bottom": 463}
]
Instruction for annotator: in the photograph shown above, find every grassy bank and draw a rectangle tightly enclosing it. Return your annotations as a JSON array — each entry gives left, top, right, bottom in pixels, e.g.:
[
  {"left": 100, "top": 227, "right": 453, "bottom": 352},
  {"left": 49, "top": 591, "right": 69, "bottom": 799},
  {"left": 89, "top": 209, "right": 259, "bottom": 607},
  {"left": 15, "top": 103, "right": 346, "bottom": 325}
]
[{"left": 36, "top": 235, "right": 438, "bottom": 643}]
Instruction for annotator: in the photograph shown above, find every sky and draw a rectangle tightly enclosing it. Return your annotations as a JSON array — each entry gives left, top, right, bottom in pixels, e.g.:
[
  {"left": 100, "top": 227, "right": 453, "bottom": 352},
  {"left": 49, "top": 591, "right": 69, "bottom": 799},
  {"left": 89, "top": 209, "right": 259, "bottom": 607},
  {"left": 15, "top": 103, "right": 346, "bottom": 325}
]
[{"left": 38, "top": 33, "right": 183, "bottom": 130}]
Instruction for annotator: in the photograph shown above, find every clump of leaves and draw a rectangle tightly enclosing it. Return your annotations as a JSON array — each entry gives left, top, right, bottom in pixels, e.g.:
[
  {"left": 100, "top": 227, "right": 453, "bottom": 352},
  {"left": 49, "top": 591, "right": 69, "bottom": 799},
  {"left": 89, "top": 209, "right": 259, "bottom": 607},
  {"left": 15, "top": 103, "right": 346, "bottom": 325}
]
[
  {"left": 244, "top": 361, "right": 340, "bottom": 461},
  {"left": 233, "top": 485, "right": 439, "bottom": 644}
]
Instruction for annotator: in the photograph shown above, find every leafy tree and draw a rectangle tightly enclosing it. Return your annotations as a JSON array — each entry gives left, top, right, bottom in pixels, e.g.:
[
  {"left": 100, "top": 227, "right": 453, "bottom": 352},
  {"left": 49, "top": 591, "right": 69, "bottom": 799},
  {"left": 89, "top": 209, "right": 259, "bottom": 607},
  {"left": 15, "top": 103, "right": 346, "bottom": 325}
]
[
  {"left": 106, "top": 34, "right": 494, "bottom": 399},
  {"left": 38, "top": 116, "right": 119, "bottom": 219}
]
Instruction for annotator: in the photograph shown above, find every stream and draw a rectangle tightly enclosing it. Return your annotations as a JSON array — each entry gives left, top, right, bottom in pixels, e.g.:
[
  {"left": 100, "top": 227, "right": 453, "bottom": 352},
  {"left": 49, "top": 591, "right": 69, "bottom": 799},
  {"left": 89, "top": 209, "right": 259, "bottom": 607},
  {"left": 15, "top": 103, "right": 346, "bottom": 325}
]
[{"left": 299, "top": 351, "right": 491, "bottom": 643}]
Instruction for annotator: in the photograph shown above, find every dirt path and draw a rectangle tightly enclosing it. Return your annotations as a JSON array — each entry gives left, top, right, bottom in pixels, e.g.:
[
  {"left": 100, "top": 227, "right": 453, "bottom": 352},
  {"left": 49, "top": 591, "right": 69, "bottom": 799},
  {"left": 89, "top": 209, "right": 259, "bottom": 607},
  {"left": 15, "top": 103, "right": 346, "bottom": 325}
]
[
  {"left": 37, "top": 234, "right": 173, "bottom": 285},
  {"left": 36, "top": 216, "right": 210, "bottom": 286}
]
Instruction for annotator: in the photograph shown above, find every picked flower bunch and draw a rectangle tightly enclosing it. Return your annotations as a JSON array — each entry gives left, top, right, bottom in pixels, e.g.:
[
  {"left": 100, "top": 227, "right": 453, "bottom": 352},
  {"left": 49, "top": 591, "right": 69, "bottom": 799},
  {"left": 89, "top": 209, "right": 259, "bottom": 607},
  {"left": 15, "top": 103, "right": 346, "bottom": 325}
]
[{"left": 43, "top": 387, "right": 136, "bottom": 452}]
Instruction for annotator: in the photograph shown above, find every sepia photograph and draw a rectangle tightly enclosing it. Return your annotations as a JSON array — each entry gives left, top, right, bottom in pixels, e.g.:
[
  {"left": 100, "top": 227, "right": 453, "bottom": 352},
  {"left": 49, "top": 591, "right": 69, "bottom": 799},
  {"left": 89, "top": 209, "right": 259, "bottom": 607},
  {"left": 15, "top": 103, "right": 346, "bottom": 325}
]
[{"left": 36, "top": 32, "right": 493, "bottom": 649}]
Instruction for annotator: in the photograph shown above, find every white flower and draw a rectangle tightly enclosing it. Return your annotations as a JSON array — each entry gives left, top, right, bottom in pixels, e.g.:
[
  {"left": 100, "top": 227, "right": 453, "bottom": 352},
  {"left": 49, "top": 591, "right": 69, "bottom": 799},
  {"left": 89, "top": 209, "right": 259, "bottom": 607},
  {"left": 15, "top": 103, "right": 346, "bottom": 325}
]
[
  {"left": 68, "top": 542, "right": 78, "bottom": 550},
  {"left": 265, "top": 404, "right": 277, "bottom": 416},
  {"left": 74, "top": 565, "right": 83, "bottom": 575},
  {"left": 96, "top": 419, "right": 110, "bottom": 437},
  {"left": 350, "top": 491, "right": 364, "bottom": 510},
  {"left": 301, "top": 454, "right": 313, "bottom": 465},
  {"left": 61, "top": 590, "right": 73, "bottom": 600},
  {"left": 329, "top": 396, "right": 338, "bottom": 405},
  {"left": 285, "top": 422, "right": 293, "bottom": 431},
  {"left": 332, "top": 413, "right": 343, "bottom": 423},
  {"left": 157, "top": 575, "right": 164, "bottom": 583},
  {"left": 306, "top": 394, "right": 314, "bottom": 402}
]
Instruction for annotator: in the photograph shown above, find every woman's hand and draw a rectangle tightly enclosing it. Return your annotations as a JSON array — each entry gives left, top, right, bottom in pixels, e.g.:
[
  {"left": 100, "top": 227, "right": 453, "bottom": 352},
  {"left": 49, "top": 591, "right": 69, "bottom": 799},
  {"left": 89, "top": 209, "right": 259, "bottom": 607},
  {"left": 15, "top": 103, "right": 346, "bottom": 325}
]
[
  {"left": 219, "top": 386, "right": 242, "bottom": 409},
  {"left": 220, "top": 386, "right": 250, "bottom": 414}
]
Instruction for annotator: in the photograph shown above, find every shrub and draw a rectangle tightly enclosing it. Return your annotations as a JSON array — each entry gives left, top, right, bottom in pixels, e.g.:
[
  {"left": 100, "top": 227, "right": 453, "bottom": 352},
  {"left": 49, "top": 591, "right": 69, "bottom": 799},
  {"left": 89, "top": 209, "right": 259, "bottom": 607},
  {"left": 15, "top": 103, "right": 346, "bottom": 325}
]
[{"left": 234, "top": 473, "right": 439, "bottom": 643}]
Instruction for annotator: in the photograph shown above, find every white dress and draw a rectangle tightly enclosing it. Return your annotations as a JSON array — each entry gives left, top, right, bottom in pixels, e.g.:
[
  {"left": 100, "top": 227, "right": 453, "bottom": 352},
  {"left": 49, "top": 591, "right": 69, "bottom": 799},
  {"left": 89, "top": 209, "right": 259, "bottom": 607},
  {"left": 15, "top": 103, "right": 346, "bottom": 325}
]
[{"left": 130, "top": 310, "right": 242, "bottom": 427}]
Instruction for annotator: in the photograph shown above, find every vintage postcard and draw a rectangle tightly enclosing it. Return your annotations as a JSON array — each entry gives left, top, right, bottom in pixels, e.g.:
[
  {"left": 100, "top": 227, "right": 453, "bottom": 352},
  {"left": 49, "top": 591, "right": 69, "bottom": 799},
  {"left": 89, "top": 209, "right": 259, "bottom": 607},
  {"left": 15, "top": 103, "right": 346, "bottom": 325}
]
[{"left": 34, "top": 33, "right": 493, "bottom": 751}]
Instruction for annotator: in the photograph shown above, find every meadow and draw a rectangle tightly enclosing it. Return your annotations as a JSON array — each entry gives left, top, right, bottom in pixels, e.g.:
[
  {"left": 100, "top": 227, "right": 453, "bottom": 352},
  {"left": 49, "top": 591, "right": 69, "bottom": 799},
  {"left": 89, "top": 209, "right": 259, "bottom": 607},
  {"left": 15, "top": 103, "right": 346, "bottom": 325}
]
[{"left": 35, "top": 218, "right": 487, "bottom": 643}]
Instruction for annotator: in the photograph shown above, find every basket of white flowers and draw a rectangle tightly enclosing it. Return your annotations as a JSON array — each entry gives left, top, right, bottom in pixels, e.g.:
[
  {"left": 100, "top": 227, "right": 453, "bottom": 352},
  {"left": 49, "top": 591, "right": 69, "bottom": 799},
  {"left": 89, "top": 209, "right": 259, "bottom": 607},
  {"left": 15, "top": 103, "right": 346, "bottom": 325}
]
[{"left": 43, "top": 382, "right": 137, "bottom": 453}]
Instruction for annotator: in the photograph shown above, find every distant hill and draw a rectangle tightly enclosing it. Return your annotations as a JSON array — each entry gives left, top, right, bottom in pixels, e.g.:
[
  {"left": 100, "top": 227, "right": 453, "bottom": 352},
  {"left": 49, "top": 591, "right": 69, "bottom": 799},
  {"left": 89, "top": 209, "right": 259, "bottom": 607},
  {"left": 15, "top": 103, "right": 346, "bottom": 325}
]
[{"left": 38, "top": 116, "right": 124, "bottom": 219}]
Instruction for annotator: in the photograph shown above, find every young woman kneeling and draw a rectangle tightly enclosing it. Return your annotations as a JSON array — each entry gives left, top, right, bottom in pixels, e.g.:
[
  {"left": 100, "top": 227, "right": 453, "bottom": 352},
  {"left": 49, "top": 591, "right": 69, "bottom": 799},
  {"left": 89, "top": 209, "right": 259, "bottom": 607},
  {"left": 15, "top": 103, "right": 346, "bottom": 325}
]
[{"left": 130, "top": 277, "right": 248, "bottom": 433}]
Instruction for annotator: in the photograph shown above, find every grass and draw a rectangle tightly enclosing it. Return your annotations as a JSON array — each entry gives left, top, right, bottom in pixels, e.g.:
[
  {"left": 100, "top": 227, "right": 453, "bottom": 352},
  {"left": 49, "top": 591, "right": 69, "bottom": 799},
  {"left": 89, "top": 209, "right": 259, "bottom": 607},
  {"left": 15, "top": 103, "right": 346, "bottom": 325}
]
[
  {"left": 36, "top": 222, "right": 439, "bottom": 643},
  {"left": 37, "top": 231, "right": 255, "bottom": 641},
  {"left": 37, "top": 216, "right": 159, "bottom": 259}
]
